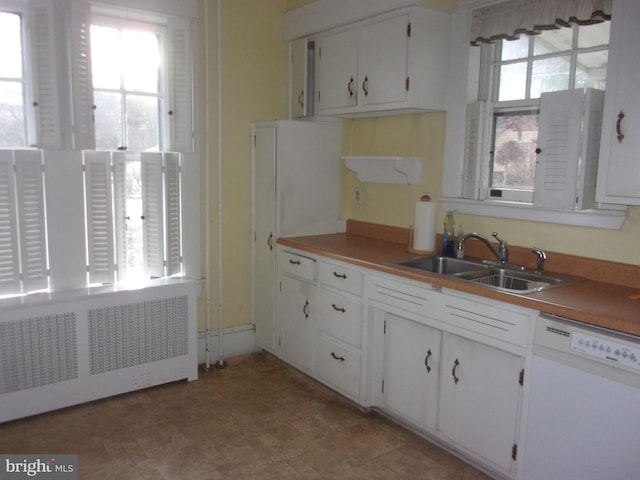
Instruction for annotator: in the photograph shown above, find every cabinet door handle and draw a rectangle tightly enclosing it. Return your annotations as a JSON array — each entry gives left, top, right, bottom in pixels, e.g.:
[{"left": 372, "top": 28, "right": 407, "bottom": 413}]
[
  {"left": 347, "top": 76, "right": 354, "bottom": 97},
  {"left": 331, "top": 303, "right": 346, "bottom": 313},
  {"left": 303, "top": 300, "right": 309, "bottom": 319},
  {"left": 331, "top": 352, "right": 345, "bottom": 362},
  {"left": 332, "top": 271, "right": 347, "bottom": 279},
  {"left": 452, "top": 358, "right": 460, "bottom": 384},
  {"left": 289, "top": 259, "right": 301, "bottom": 265},
  {"left": 424, "top": 348, "right": 432, "bottom": 373},
  {"left": 362, "top": 76, "right": 369, "bottom": 97},
  {"left": 616, "top": 110, "right": 625, "bottom": 143},
  {"left": 267, "top": 233, "right": 273, "bottom": 251},
  {"left": 298, "top": 89, "right": 304, "bottom": 108}
]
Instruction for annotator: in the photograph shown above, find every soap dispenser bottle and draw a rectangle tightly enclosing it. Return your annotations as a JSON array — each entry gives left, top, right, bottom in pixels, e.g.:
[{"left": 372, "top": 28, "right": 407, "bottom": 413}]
[{"left": 443, "top": 211, "right": 455, "bottom": 257}]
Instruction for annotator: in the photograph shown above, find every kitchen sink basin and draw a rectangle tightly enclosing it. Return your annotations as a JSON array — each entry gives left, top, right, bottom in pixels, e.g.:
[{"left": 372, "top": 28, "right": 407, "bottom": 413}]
[
  {"left": 395, "top": 255, "right": 578, "bottom": 294},
  {"left": 454, "top": 268, "right": 570, "bottom": 293},
  {"left": 397, "top": 256, "right": 493, "bottom": 275}
]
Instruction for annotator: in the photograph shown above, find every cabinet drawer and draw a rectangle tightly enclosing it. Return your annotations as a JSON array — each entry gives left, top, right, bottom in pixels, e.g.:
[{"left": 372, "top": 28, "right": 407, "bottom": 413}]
[
  {"left": 318, "top": 288, "right": 362, "bottom": 348},
  {"left": 318, "top": 261, "right": 363, "bottom": 295},
  {"left": 317, "top": 335, "right": 361, "bottom": 399},
  {"left": 367, "top": 274, "right": 439, "bottom": 318},
  {"left": 441, "top": 293, "right": 532, "bottom": 347},
  {"left": 279, "top": 251, "right": 315, "bottom": 281}
]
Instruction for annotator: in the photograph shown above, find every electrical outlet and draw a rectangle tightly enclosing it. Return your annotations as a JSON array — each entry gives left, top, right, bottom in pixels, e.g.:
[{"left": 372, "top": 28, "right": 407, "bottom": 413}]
[{"left": 354, "top": 187, "right": 362, "bottom": 204}]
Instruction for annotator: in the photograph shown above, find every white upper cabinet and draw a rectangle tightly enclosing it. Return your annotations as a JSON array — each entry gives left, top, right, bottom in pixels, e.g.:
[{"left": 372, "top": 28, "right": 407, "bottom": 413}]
[
  {"left": 596, "top": 0, "right": 640, "bottom": 205},
  {"left": 290, "top": 38, "right": 312, "bottom": 118},
  {"left": 315, "top": 7, "right": 450, "bottom": 117}
]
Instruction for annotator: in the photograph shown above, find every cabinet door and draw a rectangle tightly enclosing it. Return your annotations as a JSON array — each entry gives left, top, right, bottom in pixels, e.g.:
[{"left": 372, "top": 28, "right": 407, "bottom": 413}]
[
  {"left": 596, "top": 0, "right": 640, "bottom": 205},
  {"left": 440, "top": 333, "right": 523, "bottom": 473},
  {"left": 252, "top": 125, "right": 276, "bottom": 350},
  {"left": 279, "top": 275, "right": 316, "bottom": 373},
  {"left": 316, "top": 29, "right": 358, "bottom": 112},
  {"left": 357, "top": 15, "right": 409, "bottom": 107},
  {"left": 290, "top": 38, "right": 308, "bottom": 118},
  {"left": 382, "top": 313, "right": 441, "bottom": 431}
]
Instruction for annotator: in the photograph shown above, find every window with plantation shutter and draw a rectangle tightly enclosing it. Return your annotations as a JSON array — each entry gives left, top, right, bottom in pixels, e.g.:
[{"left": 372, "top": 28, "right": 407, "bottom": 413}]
[
  {"left": 0, "top": 152, "right": 21, "bottom": 295},
  {"left": 84, "top": 150, "right": 114, "bottom": 284},
  {"left": 14, "top": 150, "right": 48, "bottom": 291},
  {"left": 112, "top": 152, "right": 127, "bottom": 279},
  {"left": 165, "top": 153, "right": 181, "bottom": 276},
  {"left": 141, "top": 152, "right": 164, "bottom": 278},
  {"left": 462, "top": 101, "right": 485, "bottom": 200},
  {"left": 168, "top": 17, "right": 194, "bottom": 153}
]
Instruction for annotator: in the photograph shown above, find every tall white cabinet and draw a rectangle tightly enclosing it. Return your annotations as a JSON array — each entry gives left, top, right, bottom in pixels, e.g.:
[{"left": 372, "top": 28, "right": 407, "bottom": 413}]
[{"left": 251, "top": 120, "right": 341, "bottom": 352}]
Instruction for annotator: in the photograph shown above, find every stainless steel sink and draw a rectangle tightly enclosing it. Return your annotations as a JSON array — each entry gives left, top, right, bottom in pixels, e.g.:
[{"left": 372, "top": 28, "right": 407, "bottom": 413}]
[
  {"left": 395, "top": 255, "right": 578, "bottom": 294},
  {"left": 397, "top": 256, "right": 493, "bottom": 275},
  {"left": 453, "top": 268, "right": 572, "bottom": 294}
]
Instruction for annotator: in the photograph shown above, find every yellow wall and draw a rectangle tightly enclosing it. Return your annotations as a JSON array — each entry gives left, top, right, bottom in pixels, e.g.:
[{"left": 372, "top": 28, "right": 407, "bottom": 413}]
[
  {"left": 200, "top": 0, "right": 288, "bottom": 331},
  {"left": 342, "top": 113, "right": 640, "bottom": 266}
]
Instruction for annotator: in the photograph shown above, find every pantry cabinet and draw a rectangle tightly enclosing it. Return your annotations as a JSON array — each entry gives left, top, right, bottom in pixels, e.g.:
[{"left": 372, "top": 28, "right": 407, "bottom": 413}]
[
  {"left": 315, "top": 7, "right": 450, "bottom": 117},
  {"left": 596, "top": 0, "right": 640, "bottom": 205}
]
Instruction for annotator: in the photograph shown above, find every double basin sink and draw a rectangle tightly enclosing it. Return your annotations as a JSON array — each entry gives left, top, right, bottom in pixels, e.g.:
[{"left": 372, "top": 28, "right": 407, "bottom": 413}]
[{"left": 396, "top": 255, "right": 577, "bottom": 294}]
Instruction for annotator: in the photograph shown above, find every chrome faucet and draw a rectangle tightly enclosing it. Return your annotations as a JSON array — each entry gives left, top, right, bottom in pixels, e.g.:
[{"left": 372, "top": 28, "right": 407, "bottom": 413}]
[{"left": 463, "top": 231, "right": 509, "bottom": 264}]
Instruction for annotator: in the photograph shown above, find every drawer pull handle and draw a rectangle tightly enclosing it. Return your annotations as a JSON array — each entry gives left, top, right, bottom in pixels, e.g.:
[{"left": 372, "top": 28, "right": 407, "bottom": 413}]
[
  {"left": 347, "top": 77, "right": 354, "bottom": 97},
  {"left": 331, "top": 303, "right": 346, "bottom": 313},
  {"left": 616, "top": 110, "right": 625, "bottom": 143},
  {"left": 331, "top": 352, "right": 345, "bottom": 362},
  {"left": 267, "top": 233, "right": 273, "bottom": 251},
  {"left": 362, "top": 75, "right": 369, "bottom": 97},
  {"left": 289, "top": 259, "right": 301, "bottom": 265},
  {"left": 452, "top": 358, "right": 460, "bottom": 384},
  {"left": 303, "top": 300, "right": 309, "bottom": 319},
  {"left": 424, "top": 348, "right": 432, "bottom": 373},
  {"left": 298, "top": 89, "right": 304, "bottom": 108},
  {"left": 332, "top": 272, "right": 347, "bottom": 279}
]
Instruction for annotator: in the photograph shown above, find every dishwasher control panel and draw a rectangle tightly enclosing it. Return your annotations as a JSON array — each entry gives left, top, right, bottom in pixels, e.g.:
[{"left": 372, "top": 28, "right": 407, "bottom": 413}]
[{"left": 571, "top": 332, "right": 640, "bottom": 372}]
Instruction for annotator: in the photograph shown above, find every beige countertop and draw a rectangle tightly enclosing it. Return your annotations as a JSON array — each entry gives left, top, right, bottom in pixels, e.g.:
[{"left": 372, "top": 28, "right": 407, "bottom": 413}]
[{"left": 278, "top": 230, "right": 640, "bottom": 338}]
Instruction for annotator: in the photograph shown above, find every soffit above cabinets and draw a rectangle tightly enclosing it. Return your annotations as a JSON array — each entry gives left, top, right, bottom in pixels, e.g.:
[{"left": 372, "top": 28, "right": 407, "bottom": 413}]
[{"left": 283, "top": 0, "right": 424, "bottom": 40}]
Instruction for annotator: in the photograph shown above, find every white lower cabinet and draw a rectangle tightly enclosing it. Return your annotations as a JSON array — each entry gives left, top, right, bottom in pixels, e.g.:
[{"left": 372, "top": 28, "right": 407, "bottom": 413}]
[
  {"left": 439, "top": 332, "right": 524, "bottom": 474},
  {"left": 381, "top": 313, "right": 441, "bottom": 431}
]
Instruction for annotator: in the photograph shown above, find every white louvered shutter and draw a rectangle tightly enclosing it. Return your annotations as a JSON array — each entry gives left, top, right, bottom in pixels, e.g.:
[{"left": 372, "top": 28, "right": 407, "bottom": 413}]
[
  {"left": 84, "top": 151, "right": 114, "bottom": 284},
  {"left": 167, "top": 17, "right": 194, "bottom": 153},
  {"left": 462, "top": 101, "right": 485, "bottom": 199},
  {"left": 533, "top": 90, "right": 583, "bottom": 210},
  {"left": 113, "top": 152, "right": 127, "bottom": 279},
  {"left": 29, "top": 0, "right": 63, "bottom": 149},
  {"left": 68, "top": 0, "right": 95, "bottom": 150},
  {"left": 0, "top": 152, "right": 21, "bottom": 295},
  {"left": 164, "top": 153, "right": 181, "bottom": 276},
  {"left": 14, "top": 150, "right": 48, "bottom": 292},
  {"left": 142, "top": 152, "right": 164, "bottom": 278}
]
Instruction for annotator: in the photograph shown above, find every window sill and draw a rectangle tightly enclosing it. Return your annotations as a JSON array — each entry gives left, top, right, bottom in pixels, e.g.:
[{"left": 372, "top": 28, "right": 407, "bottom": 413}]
[{"left": 441, "top": 197, "right": 628, "bottom": 230}]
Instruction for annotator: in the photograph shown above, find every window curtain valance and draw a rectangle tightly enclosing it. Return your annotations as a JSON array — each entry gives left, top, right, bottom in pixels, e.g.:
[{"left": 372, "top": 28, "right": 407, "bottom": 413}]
[{"left": 470, "top": 0, "right": 612, "bottom": 45}]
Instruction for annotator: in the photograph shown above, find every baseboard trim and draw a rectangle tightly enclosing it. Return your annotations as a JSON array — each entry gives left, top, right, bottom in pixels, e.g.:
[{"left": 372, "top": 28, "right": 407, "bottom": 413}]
[{"left": 197, "top": 324, "right": 259, "bottom": 365}]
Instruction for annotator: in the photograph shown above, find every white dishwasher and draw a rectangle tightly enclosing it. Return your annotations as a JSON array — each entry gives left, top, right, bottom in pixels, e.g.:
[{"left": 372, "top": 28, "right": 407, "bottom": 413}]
[{"left": 522, "top": 314, "right": 640, "bottom": 480}]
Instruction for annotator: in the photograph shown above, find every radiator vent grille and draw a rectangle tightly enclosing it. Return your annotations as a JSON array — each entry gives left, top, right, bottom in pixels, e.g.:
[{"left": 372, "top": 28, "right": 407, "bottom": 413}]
[
  {"left": 88, "top": 295, "right": 188, "bottom": 374},
  {"left": 0, "top": 313, "right": 78, "bottom": 394}
]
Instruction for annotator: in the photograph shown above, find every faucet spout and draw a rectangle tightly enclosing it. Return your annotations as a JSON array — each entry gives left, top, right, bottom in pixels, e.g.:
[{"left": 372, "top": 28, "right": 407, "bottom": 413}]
[{"left": 463, "top": 231, "right": 509, "bottom": 263}]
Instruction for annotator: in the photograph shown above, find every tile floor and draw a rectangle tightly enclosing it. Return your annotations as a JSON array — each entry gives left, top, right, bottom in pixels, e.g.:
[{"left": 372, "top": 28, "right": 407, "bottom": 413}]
[{"left": 0, "top": 352, "right": 490, "bottom": 479}]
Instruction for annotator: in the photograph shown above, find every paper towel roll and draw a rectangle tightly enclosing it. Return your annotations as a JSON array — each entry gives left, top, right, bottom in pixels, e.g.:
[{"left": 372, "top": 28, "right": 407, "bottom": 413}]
[{"left": 412, "top": 201, "right": 437, "bottom": 253}]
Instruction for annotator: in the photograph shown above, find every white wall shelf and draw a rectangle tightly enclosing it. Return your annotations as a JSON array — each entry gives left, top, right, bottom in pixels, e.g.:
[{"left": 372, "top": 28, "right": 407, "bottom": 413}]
[{"left": 343, "top": 155, "right": 423, "bottom": 185}]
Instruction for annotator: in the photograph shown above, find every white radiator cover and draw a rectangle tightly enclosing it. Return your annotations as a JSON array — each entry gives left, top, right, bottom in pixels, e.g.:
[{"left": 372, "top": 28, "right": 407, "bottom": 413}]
[{"left": 0, "top": 279, "right": 198, "bottom": 423}]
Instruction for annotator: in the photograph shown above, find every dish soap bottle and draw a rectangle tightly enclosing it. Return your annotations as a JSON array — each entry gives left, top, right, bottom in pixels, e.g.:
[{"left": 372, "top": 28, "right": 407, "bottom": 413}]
[
  {"left": 443, "top": 211, "right": 455, "bottom": 257},
  {"left": 456, "top": 226, "right": 465, "bottom": 259}
]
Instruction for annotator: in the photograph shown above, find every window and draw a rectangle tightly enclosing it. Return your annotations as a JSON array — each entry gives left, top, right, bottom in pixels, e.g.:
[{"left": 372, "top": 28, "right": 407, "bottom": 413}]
[
  {"left": 0, "top": 0, "right": 196, "bottom": 298},
  {"left": 0, "top": 10, "right": 28, "bottom": 147},
  {"left": 481, "top": 22, "right": 610, "bottom": 203}
]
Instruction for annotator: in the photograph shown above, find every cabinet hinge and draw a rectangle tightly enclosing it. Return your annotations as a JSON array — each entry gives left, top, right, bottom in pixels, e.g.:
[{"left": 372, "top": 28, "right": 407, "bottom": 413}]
[
  {"left": 383, "top": 320, "right": 387, "bottom": 334},
  {"left": 318, "top": 90, "right": 321, "bottom": 104},
  {"left": 279, "top": 281, "right": 282, "bottom": 292},
  {"left": 318, "top": 47, "right": 322, "bottom": 60},
  {"left": 381, "top": 379, "right": 385, "bottom": 393},
  {"left": 406, "top": 77, "right": 410, "bottom": 92},
  {"left": 512, "top": 443, "right": 518, "bottom": 461},
  {"left": 253, "top": 134, "right": 256, "bottom": 147},
  {"left": 519, "top": 368, "right": 524, "bottom": 386},
  {"left": 407, "top": 22, "right": 411, "bottom": 37}
]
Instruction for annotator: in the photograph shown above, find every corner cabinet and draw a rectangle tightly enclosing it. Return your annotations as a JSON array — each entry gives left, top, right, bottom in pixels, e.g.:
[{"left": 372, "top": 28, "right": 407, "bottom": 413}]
[
  {"left": 315, "top": 7, "right": 450, "bottom": 117},
  {"left": 596, "top": 0, "right": 640, "bottom": 205}
]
